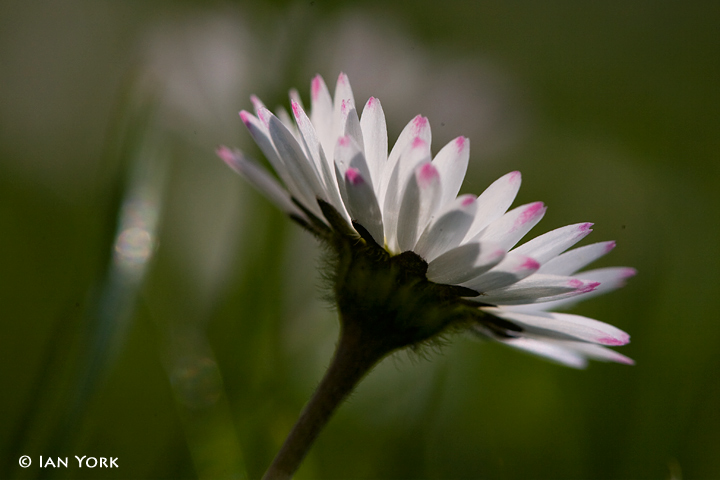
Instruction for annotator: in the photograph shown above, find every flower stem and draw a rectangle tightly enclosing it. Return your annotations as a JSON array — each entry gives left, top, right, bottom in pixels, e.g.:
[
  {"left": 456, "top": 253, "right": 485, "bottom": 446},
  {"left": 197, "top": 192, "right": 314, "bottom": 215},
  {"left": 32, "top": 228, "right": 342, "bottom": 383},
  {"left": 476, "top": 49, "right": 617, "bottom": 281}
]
[{"left": 261, "top": 320, "right": 390, "bottom": 480}]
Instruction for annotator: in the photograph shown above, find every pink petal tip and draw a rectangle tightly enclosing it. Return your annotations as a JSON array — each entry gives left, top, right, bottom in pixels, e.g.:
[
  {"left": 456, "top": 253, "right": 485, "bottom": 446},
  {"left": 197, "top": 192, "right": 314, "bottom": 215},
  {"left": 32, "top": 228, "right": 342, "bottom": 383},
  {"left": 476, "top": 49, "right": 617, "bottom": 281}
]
[
  {"left": 580, "top": 222, "right": 594, "bottom": 233},
  {"left": 412, "top": 115, "right": 428, "bottom": 133},
  {"left": 256, "top": 107, "right": 272, "bottom": 127},
  {"left": 311, "top": 75, "right": 323, "bottom": 100},
  {"left": 216, "top": 145, "right": 232, "bottom": 160},
  {"left": 250, "top": 95, "right": 263, "bottom": 110},
  {"left": 615, "top": 355, "right": 636, "bottom": 366},
  {"left": 346, "top": 167, "right": 364, "bottom": 186},
  {"left": 291, "top": 100, "right": 302, "bottom": 118},
  {"left": 216, "top": 146, "right": 239, "bottom": 171},
  {"left": 461, "top": 194, "right": 477, "bottom": 207},
  {"left": 417, "top": 163, "right": 439, "bottom": 187},
  {"left": 517, "top": 202, "right": 545, "bottom": 226},
  {"left": 622, "top": 268, "right": 638, "bottom": 278},
  {"left": 598, "top": 335, "right": 630, "bottom": 346},
  {"left": 568, "top": 278, "right": 599, "bottom": 293},
  {"left": 519, "top": 258, "right": 540, "bottom": 271}
]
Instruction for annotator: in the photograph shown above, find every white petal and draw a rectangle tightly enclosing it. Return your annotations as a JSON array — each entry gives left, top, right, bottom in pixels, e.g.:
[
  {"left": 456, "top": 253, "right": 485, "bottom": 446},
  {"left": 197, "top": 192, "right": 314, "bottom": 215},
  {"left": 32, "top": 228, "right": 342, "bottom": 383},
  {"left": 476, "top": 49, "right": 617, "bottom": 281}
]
[
  {"left": 563, "top": 342, "right": 635, "bottom": 365},
  {"left": 382, "top": 137, "right": 432, "bottom": 252},
  {"left": 492, "top": 336, "right": 634, "bottom": 368},
  {"left": 426, "top": 241, "right": 505, "bottom": 285},
  {"left": 512, "top": 223, "right": 594, "bottom": 265},
  {"left": 494, "top": 336, "right": 588, "bottom": 368},
  {"left": 478, "top": 274, "right": 601, "bottom": 305},
  {"left": 538, "top": 241, "right": 617, "bottom": 275},
  {"left": 310, "top": 75, "right": 334, "bottom": 162},
  {"left": 476, "top": 201, "right": 546, "bottom": 250},
  {"left": 333, "top": 73, "right": 359, "bottom": 147},
  {"left": 396, "top": 163, "right": 442, "bottom": 252},
  {"left": 265, "top": 108, "right": 326, "bottom": 206},
  {"left": 217, "top": 146, "right": 306, "bottom": 221},
  {"left": 462, "top": 254, "right": 540, "bottom": 292},
  {"left": 360, "top": 97, "right": 388, "bottom": 188},
  {"left": 482, "top": 308, "right": 630, "bottom": 346},
  {"left": 334, "top": 136, "right": 375, "bottom": 225},
  {"left": 334, "top": 136, "right": 374, "bottom": 188},
  {"left": 240, "top": 110, "right": 316, "bottom": 213},
  {"left": 333, "top": 135, "right": 364, "bottom": 218},
  {"left": 575, "top": 267, "right": 637, "bottom": 300},
  {"left": 526, "top": 266, "right": 637, "bottom": 312},
  {"left": 415, "top": 194, "right": 477, "bottom": 261},
  {"left": 512, "top": 267, "right": 637, "bottom": 311},
  {"left": 432, "top": 136, "right": 470, "bottom": 207},
  {"left": 463, "top": 171, "right": 522, "bottom": 241},
  {"left": 250, "top": 94, "right": 266, "bottom": 115},
  {"left": 344, "top": 107, "right": 364, "bottom": 154},
  {"left": 290, "top": 100, "right": 325, "bottom": 175},
  {"left": 275, "top": 106, "right": 298, "bottom": 140},
  {"left": 379, "top": 115, "right": 431, "bottom": 207},
  {"left": 343, "top": 168, "right": 384, "bottom": 245},
  {"left": 291, "top": 100, "right": 347, "bottom": 219},
  {"left": 577, "top": 266, "right": 637, "bottom": 285}
]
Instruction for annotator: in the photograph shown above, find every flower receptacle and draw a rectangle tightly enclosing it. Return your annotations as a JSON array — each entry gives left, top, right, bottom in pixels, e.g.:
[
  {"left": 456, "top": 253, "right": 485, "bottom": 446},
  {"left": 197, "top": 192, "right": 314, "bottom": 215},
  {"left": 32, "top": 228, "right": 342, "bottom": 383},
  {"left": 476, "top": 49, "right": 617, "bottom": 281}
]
[{"left": 319, "top": 200, "right": 483, "bottom": 355}]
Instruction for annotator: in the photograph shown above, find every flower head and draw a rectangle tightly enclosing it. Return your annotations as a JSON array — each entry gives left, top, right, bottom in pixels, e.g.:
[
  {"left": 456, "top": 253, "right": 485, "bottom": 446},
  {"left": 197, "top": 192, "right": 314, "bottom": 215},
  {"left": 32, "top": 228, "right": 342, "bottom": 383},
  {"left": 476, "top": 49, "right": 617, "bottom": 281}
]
[{"left": 218, "top": 73, "right": 635, "bottom": 368}]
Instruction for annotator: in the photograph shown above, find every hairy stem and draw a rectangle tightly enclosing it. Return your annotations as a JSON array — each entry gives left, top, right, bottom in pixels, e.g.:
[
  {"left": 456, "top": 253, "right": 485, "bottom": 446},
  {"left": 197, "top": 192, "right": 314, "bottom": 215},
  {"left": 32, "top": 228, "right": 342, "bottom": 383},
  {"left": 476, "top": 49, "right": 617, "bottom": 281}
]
[{"left": 261, "top": 321, "right": 390, "bottom": 480}]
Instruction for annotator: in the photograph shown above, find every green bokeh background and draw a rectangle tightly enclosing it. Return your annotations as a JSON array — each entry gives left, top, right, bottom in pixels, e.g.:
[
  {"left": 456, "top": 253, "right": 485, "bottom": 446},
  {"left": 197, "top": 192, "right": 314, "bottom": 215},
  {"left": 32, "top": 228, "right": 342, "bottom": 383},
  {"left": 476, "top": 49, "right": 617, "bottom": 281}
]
[{"left": 1, "top": 1, "right": 718, "bottom": 479}]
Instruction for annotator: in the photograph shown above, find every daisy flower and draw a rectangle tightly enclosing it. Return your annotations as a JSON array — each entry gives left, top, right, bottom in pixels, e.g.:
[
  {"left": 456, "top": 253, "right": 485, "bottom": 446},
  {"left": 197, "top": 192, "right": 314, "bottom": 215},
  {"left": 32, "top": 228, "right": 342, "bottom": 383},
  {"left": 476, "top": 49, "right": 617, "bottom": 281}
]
[
  {"left": 217, "top": 73, "right": 635, "bottom": 478},
  {"left": 218, "top": 72, "right": 634, "bottom": 368}
]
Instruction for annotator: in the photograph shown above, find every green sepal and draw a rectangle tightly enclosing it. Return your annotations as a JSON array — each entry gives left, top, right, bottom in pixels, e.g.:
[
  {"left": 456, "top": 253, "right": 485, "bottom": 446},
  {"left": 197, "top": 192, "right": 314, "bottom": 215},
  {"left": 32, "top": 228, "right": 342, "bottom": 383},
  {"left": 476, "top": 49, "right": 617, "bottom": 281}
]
[
  {"left": 291, "top": 197, "right": 333, "bottom": 239},
  {"left": 317, "top": 199, "right": 357, "bottom": 239},
  {"left": 352, "top": 221, "right": 382, "bottom": 250},
  {"left": 389, "top": 251, "right": 428, "bottom": 278}
]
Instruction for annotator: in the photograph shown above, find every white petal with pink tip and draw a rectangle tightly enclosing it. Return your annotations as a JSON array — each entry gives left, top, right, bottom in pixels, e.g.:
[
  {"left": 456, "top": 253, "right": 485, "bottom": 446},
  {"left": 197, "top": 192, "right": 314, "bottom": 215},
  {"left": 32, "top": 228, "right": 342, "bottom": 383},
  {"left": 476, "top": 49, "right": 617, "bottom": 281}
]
[
  {"left": 538, "top": 241, "right": 617, "bottom": 276},
  {"left": 343, "top": 168, "right": 384, "bottom": 246},
  {"left": 240, "top": 110, "right": 316, "bottom": 215},
  {"left": 359, "top": 97, "right": 388, "bottom": 187},
  {"left": 495, "top": 336, "right": 589, "bottom": 368},
  {"left": 476, "top": 202, "right": 546, "bottom": 250},
  {"left": 291, "top": 100, "right": 346, "bottom": 217},
  {"left": 379, "top": 115, "right": 432, "bottom": 207},
  {"left": 383, "top": 138, "right": 433, "bottom": 251},
  {"left": 310, "top": 75, "right": 334, "bottom": 161},
  {"left": 478, "top": 274, "right": 601, "bottom": 305},
  {"left": 481, "top": 308, "right": 630, "bottom": 346},
  {"left": 463, "top": 171, "right": 522, "bottom": 241},
  {"left": 512, "top": 223, "right": 594, "bottom": 265},
  {"left": 217, "top": 147, "right": 306, "bottom": 221},
  {"left": 432, "top": 136, "right": 470, "bottom": 207},
  {"left": 396, "top": 163, "right": 442, "bottom": 253},
  {"left": 266, "top": 110, "right": 326, "bottom": 207},
  {"left": 415, "top": 194, "right": 477, "bottom": 261}
]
